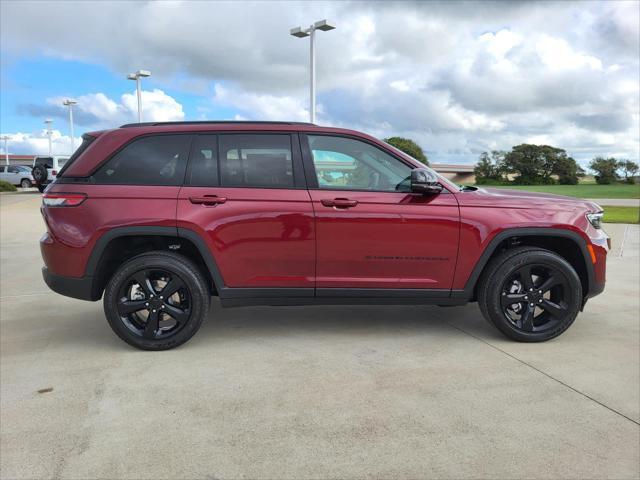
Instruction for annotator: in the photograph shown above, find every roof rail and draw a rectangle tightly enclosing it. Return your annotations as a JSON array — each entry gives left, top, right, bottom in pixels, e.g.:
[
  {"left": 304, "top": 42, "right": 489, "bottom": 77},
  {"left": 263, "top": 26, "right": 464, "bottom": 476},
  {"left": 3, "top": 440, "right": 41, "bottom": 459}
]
[{"left": 119, "top": 120, "right": 316, "bottom": 128}]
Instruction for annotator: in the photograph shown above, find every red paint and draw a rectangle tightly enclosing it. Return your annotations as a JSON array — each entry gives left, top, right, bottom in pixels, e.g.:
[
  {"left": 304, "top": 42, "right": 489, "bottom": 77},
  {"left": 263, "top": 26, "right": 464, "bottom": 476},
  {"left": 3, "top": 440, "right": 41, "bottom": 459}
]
[{"left": 41, "top": 122, "right": 608, "bottom": 298}]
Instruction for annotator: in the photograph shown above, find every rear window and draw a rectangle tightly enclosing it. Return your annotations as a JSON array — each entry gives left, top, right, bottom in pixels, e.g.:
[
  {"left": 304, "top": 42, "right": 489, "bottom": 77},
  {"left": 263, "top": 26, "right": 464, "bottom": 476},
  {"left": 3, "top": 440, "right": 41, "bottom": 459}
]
[
  {"left": 35, "top": 157, "right": 53, "bottom": 168},
  {"left": 58, "top": 135, "right": 95, "bottom": 177},
  {"left": 92, "top": 134, "right": 191, "bottom": 185},
  {"left": 218, "top": 134, "right": 294, "bottom": 188}
]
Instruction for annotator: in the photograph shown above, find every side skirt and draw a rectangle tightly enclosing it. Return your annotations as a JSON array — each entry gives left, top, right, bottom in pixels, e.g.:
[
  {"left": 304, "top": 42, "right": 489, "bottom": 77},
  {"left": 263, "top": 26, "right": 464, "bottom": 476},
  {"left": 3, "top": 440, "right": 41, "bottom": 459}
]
[{"left": 219, "top": 288, "right": 469, "bottom": 308}]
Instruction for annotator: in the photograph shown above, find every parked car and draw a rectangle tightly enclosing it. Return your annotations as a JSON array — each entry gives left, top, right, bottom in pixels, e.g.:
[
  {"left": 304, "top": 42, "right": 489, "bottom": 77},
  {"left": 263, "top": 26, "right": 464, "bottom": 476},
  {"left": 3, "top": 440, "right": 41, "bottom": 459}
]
[
  {"left": 0, "top": 165, "right": 35, "bottom": 188},
  {"left": 39, "top": 122, "right": 609, "bottom": 350},
  {"left": 31, "top": 156, "right": 69, "bottom": 192}
]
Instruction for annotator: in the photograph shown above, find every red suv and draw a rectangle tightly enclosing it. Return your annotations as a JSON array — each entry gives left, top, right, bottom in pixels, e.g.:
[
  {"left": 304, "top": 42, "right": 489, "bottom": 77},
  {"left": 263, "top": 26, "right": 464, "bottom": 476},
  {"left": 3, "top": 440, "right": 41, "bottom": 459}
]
[{"left": 40, "top": 121, "right": 609, "bottom": 350}]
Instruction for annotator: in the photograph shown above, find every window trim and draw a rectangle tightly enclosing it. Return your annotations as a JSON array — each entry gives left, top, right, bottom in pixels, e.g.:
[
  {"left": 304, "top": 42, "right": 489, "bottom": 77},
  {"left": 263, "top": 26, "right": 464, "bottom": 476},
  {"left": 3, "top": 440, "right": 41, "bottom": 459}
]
[
  {"left": 184, "top": 131, "right": 307, "bottom": 190},
  {"left": 300, "top": 132, "right": 423, "bottom": 194},
  {"left": 89, "top": 132, "right": 194, "bottom": 186}
]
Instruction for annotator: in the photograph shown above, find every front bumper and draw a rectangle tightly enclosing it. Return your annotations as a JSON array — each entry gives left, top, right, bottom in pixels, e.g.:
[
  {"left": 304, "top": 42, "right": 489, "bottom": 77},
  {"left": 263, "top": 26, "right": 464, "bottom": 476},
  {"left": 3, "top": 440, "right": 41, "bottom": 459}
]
[{"left": 42, "top": 267, "right": 97, "bottom": 301}]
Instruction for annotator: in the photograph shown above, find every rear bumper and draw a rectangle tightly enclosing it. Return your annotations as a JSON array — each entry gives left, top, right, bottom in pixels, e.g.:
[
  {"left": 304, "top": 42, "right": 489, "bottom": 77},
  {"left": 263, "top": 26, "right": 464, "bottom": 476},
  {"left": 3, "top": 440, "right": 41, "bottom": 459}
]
[{"left": 42, "top": 267, "right": 97, "bottom": 301}]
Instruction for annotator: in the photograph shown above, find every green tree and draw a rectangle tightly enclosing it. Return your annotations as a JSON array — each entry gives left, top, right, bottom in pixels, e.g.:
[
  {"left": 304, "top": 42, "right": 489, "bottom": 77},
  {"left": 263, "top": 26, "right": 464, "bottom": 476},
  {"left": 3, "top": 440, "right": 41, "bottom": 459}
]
[
  {"left": 617, "top": 160, "right": 639, "bottom": 184},
  {"left": 384, "top": 137, "right": 428, "bottom": 165},
  {"left": 474, "top": 151, "right": 506, "bottom": 184},
  {"left": 552, "top": 154, "right": 580, "bottom": 185},
  {"left": 589, "top": 157, "right": 619, "bottom": 184},
  {"left": 503, "top": 144, "right": 578, "bottom": 185}
]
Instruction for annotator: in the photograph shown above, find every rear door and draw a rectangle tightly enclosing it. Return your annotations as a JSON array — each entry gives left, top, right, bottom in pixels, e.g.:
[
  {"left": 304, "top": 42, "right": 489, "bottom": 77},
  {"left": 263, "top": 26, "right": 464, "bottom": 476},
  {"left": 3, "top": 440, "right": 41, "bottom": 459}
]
[
  {"left": 177, "top": 133, "right": 315, "bottom": 294},
  {"left": 301, "top": 133, "right": 460, "bottom": 292}
]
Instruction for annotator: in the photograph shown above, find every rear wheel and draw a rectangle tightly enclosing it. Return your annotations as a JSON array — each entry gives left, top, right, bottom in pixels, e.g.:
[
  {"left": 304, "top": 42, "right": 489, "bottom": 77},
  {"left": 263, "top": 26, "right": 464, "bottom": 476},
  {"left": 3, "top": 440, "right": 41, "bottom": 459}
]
[
  {"left": 103, "top": 251, "right": 210, "bottom": 350},
  {"left": 478, "top": 247, "right": 582, "bottom": 342}
]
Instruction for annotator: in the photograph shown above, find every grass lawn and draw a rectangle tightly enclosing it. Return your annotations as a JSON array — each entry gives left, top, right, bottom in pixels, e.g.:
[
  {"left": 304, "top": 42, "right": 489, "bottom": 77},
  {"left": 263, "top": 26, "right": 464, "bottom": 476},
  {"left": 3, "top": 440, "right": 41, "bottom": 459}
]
[
  {"left": 477, "top": 184, "right": 640, "bottom": 199},
  {"left": 602, "top": 206, "right": 640, "bottom": 224}
]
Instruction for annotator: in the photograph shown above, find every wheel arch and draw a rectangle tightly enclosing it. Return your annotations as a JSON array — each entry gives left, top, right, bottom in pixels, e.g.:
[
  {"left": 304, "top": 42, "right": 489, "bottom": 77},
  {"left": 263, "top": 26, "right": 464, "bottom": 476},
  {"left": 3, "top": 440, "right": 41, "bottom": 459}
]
[
  {"left": 87, "top": 226, "right": 225, "bottom": 299},
  {"left": 458, "top": 228, "right": 594, "bottom": 302}
]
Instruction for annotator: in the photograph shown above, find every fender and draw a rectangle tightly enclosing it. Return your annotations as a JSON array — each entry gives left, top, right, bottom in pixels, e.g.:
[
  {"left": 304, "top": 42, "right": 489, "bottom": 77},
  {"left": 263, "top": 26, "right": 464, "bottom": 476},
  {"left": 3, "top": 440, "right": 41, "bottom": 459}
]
[
  {"left": 451, "top": 227, "right": 594, "bottom": 300},
  {"left": 85, "top": 226, "right": 227, "bottom": 299}
]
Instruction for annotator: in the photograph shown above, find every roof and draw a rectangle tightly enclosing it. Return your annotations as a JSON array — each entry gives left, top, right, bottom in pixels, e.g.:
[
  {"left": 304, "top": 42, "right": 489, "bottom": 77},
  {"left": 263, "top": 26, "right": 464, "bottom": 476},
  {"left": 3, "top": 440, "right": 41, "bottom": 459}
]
[{"left": 119, "top": 121, "right": 315, "bottom": 128}]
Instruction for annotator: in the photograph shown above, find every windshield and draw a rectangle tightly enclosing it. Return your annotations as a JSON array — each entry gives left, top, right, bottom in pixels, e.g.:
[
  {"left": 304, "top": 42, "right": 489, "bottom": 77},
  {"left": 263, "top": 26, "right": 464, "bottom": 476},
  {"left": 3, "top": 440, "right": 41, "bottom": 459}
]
[{"left": 381, "top": 141, "right": 462, "bottom": 191}]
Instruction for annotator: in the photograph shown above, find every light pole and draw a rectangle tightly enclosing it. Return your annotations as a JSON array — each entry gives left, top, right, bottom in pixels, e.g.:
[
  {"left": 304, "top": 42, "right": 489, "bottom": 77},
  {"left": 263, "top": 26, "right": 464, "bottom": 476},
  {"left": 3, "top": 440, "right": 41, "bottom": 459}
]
[
  {"left": 0, "top": 135, "right": 10, "bottom": 165},
  {"left": 127, "top": 70, "right": 151, "bottom": 123},
  {"left": 290, "top": 20, "right": 335, "bottom": 124},
  {"left": 44, "top": 119, "right": 53, "bottom": 156},
  {"left": 62, "top": 99, "right": 77, "bottom": 154}
]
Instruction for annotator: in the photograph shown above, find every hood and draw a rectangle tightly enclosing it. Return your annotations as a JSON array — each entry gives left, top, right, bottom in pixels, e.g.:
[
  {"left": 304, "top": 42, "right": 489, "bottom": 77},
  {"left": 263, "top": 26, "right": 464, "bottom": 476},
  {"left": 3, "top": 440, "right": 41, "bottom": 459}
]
[{"left": 457, "top": 187, "right": 602, "bottom": 212}]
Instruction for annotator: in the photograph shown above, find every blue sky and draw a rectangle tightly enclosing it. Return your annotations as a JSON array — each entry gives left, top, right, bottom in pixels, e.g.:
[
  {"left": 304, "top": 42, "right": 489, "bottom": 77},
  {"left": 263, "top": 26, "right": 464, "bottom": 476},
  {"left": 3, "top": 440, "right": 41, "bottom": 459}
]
[{"left": 1, "top": 0, "right": 638, "bottom": 165}]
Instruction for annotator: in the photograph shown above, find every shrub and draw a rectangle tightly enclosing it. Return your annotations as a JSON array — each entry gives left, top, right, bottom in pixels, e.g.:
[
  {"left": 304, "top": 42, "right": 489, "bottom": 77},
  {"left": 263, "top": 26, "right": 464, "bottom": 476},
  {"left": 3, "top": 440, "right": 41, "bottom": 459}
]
[{"left": 0, "top": 180, "right": 17, "bottom": 192}]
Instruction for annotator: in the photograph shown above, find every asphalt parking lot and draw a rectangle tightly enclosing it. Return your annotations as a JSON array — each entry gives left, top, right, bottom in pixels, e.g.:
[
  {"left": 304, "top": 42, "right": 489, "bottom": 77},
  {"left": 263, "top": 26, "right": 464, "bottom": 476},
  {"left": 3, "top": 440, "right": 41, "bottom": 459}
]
[{"left": 1, "top": 192, "right": 639, "bottom": 480}]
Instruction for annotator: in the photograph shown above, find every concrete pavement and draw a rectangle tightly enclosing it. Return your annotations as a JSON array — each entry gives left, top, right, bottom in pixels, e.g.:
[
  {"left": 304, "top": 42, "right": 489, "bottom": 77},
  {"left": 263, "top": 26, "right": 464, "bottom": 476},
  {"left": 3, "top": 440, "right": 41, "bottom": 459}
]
[
  {"left": 1, "top": 193, "right": 639, "bottom": 479},
  {"left": 588, "top": 198, "right": 640, "bottom": 207}
]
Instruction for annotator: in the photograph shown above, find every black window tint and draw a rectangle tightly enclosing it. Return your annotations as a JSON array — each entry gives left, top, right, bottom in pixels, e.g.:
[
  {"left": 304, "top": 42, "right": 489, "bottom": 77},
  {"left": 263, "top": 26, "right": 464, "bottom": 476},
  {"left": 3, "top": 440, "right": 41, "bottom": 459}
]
[
  {"left": 219, "top": 134, "right": 294, "bottom": 188},
  {"left": 35, "top": 157, "right": 53, "bottom": 168},
  {"left": 93, "top": 135, "right": 191, "bottom": 185},
  {"left": 7, "top": 166, "right": 18, "bottom": 173},
  {"left": 188, "top": 135, "right": 219, "bottom": 186}
]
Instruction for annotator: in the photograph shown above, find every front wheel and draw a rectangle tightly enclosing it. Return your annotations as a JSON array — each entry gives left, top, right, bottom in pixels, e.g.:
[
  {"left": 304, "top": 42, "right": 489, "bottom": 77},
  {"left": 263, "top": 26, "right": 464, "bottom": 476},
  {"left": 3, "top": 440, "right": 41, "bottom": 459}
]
[
  {"left": 21, "top": 179, "right": 32, "bottom": 188},
  {"left": 478, "top": 247, "right": 582, "bottom": 342},
  {"left": 103, "top": 251, "right": 210, "bottom": 350}
]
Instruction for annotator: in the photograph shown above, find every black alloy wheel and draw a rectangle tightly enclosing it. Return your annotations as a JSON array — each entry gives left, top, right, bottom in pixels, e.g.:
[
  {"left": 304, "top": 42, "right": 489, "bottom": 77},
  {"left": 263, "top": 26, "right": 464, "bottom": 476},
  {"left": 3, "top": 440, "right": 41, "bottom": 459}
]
[
  {"left": 116, "top": 268, "right": 192, "bottom": 340},
  {"left": 104, "top": 251, "right": 209, "bottom": 350},
  {"left": 478, "top": 247, "right": 582, "bottom": 342},
  {"left": 500, "top": 263, "right": 572, "bottom": 333}
]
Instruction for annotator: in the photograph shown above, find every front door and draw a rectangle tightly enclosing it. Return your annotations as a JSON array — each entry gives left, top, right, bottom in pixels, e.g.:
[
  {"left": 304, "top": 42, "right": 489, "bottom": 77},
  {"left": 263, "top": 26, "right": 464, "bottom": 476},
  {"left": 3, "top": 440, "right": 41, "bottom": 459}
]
[
  {"left": 302, "top": 134, "right": 459, "bottom": 293},
  {"left": 177, "top": 133, "right": 315, "bottom": 294}
]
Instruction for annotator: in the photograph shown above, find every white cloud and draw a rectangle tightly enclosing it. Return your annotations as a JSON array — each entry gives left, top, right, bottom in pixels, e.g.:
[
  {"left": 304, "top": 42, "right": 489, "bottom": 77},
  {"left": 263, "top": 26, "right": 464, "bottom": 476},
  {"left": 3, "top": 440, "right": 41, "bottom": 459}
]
[
  {"left": 45, "top": 89, "right": 184, "bottom": 128},
  {"left": 213, "top": 84, "right": 309, "bottom": 122},
  {"left": 536, "top": 36, "right": 603, "bottom": 71},
  {"left": 2, "top": 130, "right": 81, "bottom": 157},
  {"left": 1, "top": 1, "right": 638, "bottom": 163}
]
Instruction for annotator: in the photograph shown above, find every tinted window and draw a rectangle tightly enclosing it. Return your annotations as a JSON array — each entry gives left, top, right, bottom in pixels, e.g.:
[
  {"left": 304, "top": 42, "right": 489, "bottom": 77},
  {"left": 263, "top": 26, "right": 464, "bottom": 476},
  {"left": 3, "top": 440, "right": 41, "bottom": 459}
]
[
  {"left": 59, "top": 135, "right": 95, "bottom": 177},
  {"left": 308, "top": 135, "right": 412, "bottom": 192},
  {"left": 188, "top": 135, "right": 218, "bottom": 186},
  {"left": 35, "top": 157, "right": 53, "bottom": 168},
  {"left": 219, "top": 134, "right": 294, "bottom": 188},
  {"left": 93, "top": 135, "right": 191, "bottom": 185},
  {"left": 7, "top": 166, "right": 19, "bottom": 173}
]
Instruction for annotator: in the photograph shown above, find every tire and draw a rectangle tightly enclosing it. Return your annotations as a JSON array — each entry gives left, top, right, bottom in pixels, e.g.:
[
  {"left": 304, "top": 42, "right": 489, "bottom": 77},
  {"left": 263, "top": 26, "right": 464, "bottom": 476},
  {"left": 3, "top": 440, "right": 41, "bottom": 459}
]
[
  {"left": 37, "top": 184, "right": 46, "bottom": 193},
  {"left": 478, "top": 247, "right": 582, "bottom": 342},
  {"left": 103, "top": 251, "right": 210, "bottom": 350},
  {"left": 20, "top": 179, "right": 32, "bottom": 189},
  {"left": 32, "top": 165, "right": 47, "bottom": 183}
]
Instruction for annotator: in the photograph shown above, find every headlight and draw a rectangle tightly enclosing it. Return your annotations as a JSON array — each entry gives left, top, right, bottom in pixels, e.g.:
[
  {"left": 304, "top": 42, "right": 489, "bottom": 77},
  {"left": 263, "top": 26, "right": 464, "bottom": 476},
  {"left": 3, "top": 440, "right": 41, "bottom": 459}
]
[{"left": 586, "top": 211, "right": 604, "bottom": 229}]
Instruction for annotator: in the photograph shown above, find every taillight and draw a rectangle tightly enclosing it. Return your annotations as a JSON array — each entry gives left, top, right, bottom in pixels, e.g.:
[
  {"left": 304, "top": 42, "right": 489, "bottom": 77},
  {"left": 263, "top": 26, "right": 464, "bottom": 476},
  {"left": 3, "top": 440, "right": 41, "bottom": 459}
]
[
  {"left": 51, "top": 170, "right": 58, "bottom": 176},
  {"left": 42, "top": 193, "right": 87, "bottom": 207}
]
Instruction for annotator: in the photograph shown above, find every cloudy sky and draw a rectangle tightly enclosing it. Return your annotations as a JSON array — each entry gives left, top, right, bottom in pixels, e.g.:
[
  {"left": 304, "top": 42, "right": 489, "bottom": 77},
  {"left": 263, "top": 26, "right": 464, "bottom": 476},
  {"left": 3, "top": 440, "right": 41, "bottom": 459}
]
[{"left": 1, "top": 0, "right": 638, "bottom": 166}]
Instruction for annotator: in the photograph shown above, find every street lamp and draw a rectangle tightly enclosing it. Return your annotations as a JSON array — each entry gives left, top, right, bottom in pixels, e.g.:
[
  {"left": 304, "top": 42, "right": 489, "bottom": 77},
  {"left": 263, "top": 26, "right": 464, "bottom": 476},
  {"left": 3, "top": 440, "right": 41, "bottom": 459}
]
[
  {"left": 127, "top": 70, "right": 151, "bottom": 123},
  {"left": 44, "top": 119, "right": 53, "bottom": 156},
  {"left": 62, "top": 99, "right": 77, "bottom": 154},
  {"left": 290, "top": 19, "right": 336, "bottom": 124},
  {"left": 0, "top": 135, "right": 10, "bottom": 165}
]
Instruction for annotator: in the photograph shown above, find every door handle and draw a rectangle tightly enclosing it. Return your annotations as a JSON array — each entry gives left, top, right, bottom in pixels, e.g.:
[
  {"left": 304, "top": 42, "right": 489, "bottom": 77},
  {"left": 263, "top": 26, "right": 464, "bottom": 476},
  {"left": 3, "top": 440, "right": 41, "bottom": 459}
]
[
  {"left": 189, "top": 195, "right": 227, "bottom": 205},
  {"left": 321, "top": 198, "right": 358, "bottom": 208}
]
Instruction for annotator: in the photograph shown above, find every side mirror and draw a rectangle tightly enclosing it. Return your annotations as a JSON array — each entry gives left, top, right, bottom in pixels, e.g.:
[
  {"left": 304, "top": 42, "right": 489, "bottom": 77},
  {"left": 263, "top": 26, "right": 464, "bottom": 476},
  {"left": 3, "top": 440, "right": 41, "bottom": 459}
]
[{"left": 411, "top": 168, "right": 443, "bottom": 195}]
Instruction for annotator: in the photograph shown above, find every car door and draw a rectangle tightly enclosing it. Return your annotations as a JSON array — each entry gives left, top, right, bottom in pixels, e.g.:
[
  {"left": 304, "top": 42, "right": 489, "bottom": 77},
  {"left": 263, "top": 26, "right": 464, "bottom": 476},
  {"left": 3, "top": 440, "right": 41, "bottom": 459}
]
[
  {"left": 0, "top": 166, "right": 7, "bottom": 183},
  {"left": 301, "top": 133, "right": 460, "bottom": 294},
  {"left": 177, "top": 132, "right": 315, "bottom": 295},
  {"left": 7, "top": 166, "right": 21, "bottom": 185}
]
